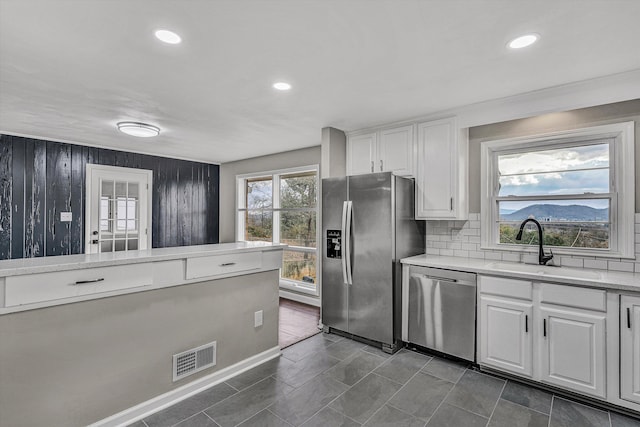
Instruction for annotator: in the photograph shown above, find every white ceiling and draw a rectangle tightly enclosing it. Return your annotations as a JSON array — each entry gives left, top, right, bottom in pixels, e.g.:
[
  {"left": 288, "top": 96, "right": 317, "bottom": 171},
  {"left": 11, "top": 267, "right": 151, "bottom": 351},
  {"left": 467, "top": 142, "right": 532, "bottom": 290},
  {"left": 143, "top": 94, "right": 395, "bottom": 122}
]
[{"left": 1, "top": 0, "right": 640, "bottom": 164}]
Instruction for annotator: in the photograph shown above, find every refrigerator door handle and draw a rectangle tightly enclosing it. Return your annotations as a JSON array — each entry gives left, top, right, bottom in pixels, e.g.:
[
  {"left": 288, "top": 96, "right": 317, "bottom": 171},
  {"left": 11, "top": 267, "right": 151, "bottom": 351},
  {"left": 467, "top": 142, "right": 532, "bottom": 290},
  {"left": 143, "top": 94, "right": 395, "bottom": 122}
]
[
  {"left": 341, "top": 201, "right": 349, "bottom": 285},
  {"left": 345, "top": 201, "right": 354, "bottom": 285}
]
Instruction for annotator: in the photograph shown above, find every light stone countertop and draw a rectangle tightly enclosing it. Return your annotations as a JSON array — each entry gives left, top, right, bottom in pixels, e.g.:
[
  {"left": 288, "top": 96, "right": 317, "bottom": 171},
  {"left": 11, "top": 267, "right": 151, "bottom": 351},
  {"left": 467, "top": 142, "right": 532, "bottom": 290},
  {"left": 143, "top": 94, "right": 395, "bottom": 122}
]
[
  {"left": 0, "top": 242, "right": 287, "bottom": 277},
  {"left": 401, "top": 254, "right": 640, "bottom": 293}
]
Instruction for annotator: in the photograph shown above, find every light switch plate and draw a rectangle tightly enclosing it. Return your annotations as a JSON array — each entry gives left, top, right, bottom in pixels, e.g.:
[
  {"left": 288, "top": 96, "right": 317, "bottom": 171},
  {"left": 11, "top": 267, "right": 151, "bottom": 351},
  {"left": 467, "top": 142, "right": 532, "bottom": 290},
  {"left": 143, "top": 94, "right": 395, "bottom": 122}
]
[
  {"left": 254, "top": 310, "right": 263, "bottom": 328},
  {"left": 60, "top": 212, "right": 73, "bottom": 222}
]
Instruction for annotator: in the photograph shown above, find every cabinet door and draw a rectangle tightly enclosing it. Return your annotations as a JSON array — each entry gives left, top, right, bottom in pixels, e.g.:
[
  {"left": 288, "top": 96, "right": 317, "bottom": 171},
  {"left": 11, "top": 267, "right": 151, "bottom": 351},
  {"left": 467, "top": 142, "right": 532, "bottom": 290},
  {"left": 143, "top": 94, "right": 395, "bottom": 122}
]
[
  {"left": 538, "top": 306, "right": 606, "bottom": 398},
  {"left": 346, "top": 133, "right": 376, "bottom": 176},
  {"left": 378, "top": 125, "right": 414, "bottom": 176},
  {"left": 621, "top": 295, "right": 640, "bottom": 404},
  {"left": 416, "top": 117, "right": 464, "bottom": 219},
  {"left": 479, "top": 295, "right": 533, "bottom": 377}
]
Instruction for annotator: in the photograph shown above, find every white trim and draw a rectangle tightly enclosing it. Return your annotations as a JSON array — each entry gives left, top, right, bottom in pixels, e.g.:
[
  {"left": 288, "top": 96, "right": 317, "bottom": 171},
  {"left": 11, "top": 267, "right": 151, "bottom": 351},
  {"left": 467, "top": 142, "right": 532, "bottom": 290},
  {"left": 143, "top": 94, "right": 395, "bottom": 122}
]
[
  {"left": 279, "top": 289, "right": 321, "bottom": 307},
  {"left": 480, "top": 121, "right": 635, "bottom": 259},
  {"left": 89, "top": 346, "right": 281, "bottom": 427},
  {"left": 0, "top": 130, "right": 222, "bottom": 165}
]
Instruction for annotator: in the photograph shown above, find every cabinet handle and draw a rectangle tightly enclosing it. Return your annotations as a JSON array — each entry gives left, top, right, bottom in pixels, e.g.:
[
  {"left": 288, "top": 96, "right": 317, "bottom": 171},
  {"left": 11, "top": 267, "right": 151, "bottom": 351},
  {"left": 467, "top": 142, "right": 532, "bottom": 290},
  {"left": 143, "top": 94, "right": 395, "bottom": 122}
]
[
  {"left": 219, "top": 262, "right": 236, "bottom": 267},
  {"left": 450, "top": 197, "right": 453, "bottom": 211},
  {"left": 525, "top": 315, "right": 528, "bottom": 333},
  {"left": 380, "top": 160, "right": 383, "bottom": 171},
  {"left": 628, "top": 307, "right": 632, "bottom": 329},
  {"left": 74, "top": 278, "right": 105, "bottom": 285},
  {"left": 371, "top": 161, "right": 374, "bottom": 173},
  {"left": 543, "top": 318, "right": 547, "bottom": 337}
]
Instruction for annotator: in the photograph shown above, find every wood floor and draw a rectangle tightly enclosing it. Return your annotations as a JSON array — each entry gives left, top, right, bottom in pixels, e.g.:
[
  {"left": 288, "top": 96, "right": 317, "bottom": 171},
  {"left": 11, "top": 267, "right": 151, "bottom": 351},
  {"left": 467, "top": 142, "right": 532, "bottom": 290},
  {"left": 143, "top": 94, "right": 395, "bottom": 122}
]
[{"left": 278, "top": 298, "right": 320, "bottom": 348}]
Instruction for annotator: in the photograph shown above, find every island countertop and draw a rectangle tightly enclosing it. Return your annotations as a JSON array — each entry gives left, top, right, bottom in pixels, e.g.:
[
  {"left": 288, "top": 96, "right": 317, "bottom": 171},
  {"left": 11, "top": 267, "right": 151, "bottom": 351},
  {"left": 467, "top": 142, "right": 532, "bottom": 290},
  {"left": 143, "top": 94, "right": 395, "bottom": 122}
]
[
  {"left": 0, "top": 241, "right": 286, "bottom": 277},
  {"left": 0, "top": 242, "right": 286, "bottom": 314}
]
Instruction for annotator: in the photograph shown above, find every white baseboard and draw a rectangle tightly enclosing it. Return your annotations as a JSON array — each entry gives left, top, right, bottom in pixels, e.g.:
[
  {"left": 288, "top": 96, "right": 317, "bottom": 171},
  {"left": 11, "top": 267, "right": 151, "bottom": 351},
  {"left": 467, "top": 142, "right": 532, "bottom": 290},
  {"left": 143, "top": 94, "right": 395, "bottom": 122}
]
[
  {"left": 90, "top": 346, "right": 281, "bottom": 427},
  {"left": 279, "top": 289, "right": 321, "bottom": 307}
]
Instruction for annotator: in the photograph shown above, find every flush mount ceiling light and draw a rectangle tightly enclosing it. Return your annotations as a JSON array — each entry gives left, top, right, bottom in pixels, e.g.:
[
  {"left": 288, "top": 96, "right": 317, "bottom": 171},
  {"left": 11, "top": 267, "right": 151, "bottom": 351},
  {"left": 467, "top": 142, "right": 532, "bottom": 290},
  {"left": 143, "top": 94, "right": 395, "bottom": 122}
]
[
  {"left": 154, "top": 29, "right": 182, "bottom": 44},
  {"left": 272, "top": 82, "right": 292, "bottom": 91},
  {"left": 117, "top": 122, "right": 160, "bottom": 138},
  {"left": 508, "top": 33, "right": 539, "bottom": 49}
]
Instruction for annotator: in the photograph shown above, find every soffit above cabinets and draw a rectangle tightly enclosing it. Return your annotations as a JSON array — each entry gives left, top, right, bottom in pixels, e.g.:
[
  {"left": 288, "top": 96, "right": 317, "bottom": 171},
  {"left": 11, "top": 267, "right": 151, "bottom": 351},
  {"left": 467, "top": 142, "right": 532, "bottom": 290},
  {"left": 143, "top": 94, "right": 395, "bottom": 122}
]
[{"left": 1, "top": 1, "right": 640, "bottom": 163}]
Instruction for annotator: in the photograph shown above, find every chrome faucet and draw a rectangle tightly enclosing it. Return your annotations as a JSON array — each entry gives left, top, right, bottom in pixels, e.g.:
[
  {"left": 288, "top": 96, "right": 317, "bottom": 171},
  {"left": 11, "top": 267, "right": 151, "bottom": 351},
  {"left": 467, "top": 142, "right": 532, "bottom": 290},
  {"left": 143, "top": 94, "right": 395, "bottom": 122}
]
[{"left": 515, "top": 218, "right": 554, "bottom": 265}]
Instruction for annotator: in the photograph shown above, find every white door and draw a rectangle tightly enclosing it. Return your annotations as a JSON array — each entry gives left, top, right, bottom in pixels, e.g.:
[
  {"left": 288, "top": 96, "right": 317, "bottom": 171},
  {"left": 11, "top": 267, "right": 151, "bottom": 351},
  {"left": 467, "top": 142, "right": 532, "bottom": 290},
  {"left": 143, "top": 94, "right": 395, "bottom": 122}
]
[
  {"left": 346, "top": 133, "right": 377, "bottom": 175},
  {"left": 378, "top": 125, "right": 414, "bottom": 176},
  {"left": 539, "top": 306, "right": 606, "bottom": 398},
  {"left": 479, "top": 295, "right": 533, "bottom": 377},
  {"left": 621, "top": 295, "right": 640, "bottom": 404},
  {"left": 86, "top": 164, "right": 152, "bottom": 254}
]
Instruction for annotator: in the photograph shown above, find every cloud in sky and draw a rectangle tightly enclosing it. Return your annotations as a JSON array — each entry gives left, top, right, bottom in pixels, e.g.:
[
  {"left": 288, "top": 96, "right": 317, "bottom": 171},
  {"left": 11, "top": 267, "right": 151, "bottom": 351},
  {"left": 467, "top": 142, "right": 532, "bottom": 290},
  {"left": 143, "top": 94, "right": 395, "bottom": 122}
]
[{"left": 498, "top": 143, "right": 610, "bottom": 196}]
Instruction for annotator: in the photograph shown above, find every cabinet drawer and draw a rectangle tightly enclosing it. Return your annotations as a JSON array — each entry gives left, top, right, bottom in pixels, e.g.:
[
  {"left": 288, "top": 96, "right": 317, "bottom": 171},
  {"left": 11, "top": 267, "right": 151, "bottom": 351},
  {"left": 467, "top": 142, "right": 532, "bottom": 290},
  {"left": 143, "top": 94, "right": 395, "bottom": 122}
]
[
  {"left": 479, "top": 275, "right": 532, "bottom": 300},
  {"left": 186, "top": 252, "right": 262, "bottom": 280},
  {"left": 539, "top": 283, "right": 606, "bottom": 312},
  {"left": 5, "top": 263, "right": 153, "bottom": 307}
]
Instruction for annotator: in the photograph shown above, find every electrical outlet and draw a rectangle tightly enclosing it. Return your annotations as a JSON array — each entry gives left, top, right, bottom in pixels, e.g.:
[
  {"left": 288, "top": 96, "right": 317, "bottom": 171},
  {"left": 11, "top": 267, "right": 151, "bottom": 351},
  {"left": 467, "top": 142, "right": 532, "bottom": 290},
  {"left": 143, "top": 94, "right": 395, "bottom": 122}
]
[{"left": 254, "top": 310, "right": 263, "bottom": 328}]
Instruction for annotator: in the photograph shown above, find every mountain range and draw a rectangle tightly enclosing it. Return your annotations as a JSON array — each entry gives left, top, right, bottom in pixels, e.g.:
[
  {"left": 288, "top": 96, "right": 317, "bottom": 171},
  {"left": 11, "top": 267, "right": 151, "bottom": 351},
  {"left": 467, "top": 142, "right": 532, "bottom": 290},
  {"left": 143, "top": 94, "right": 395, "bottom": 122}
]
[{"left": 500, "top": 204, "right": 608, "bottom": 221}]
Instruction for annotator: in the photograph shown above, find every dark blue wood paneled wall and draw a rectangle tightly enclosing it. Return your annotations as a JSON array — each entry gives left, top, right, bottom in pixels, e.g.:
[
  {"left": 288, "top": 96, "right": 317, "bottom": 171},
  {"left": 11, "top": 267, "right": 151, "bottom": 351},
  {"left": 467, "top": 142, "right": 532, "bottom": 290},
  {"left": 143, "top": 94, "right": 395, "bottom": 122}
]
[{"left": 0, "top": 134, "right": 219, "bottom": 260}]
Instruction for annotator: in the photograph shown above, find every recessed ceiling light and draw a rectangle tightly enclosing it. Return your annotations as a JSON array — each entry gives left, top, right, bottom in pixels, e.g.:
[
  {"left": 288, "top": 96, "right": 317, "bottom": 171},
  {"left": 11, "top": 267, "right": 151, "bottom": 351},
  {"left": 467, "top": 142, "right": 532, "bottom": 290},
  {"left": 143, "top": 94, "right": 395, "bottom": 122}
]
[
  {"left": 155, "top": 29, "right": 182, "bottom": 44},
  {"left": 273, "top": 82, "right": 292, "bottom": 91},
  {"left": 117, "top": 122, "right": 161, "bottom": 138},
  {"left": 508, "top": 33, "right": 539, "bottom": 49}
]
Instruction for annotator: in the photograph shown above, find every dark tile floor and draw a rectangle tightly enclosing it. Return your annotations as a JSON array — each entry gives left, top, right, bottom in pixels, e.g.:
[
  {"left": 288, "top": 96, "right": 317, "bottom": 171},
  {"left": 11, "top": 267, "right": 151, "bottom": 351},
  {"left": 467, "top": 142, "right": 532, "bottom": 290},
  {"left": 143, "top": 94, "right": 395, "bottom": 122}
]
[{"left": 130, "top": 333, "right": 640, "bottom": 427}]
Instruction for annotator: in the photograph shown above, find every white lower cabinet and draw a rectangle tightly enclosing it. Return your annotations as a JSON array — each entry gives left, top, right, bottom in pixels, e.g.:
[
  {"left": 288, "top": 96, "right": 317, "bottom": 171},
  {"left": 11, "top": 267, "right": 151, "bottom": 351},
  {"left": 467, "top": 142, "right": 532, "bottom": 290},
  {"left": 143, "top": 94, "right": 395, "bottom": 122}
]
[
  {"left": 478, "top": 275, "right": 608, "bottom": 400},
  {"left": 538, "top": 306, "right": 607, "bottom": 398},
  {"left": 621, "top": 295, "right": 640, "bottom": 404},
  {"left": 479, "top": 295, "right": 533, "bottom": 377}
]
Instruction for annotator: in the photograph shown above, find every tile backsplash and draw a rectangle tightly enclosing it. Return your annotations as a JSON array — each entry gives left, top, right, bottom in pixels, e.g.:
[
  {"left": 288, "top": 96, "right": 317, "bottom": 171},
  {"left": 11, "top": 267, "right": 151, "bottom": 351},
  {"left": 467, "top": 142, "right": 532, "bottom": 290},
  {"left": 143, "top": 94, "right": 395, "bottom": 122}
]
[{"left": 425, "top": 213, "right": 640, "bottom": 274}]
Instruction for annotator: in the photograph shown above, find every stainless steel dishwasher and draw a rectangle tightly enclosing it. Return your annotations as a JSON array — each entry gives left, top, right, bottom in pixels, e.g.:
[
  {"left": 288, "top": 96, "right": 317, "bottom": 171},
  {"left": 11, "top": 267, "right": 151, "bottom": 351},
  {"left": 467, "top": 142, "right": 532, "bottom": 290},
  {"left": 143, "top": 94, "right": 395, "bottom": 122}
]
[{"left": 402, "top": 266, "right": 477, "bottom": 362}]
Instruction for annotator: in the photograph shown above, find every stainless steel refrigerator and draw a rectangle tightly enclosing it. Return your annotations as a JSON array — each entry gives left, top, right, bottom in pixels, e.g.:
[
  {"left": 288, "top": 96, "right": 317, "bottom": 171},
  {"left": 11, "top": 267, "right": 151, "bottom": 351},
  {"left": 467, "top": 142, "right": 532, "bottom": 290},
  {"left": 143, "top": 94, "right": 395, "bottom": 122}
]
[{"left": 321, "top": 172, "right": 425, "bottom": 353}]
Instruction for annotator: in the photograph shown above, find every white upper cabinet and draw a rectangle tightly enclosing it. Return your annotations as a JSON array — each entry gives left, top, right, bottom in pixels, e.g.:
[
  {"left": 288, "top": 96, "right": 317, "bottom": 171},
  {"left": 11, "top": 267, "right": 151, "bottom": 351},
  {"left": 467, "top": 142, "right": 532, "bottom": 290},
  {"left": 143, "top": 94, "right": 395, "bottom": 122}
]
[
  {"left": 347, "top": 125, "right": 414, "bottom": 176},
  {"left": 416, "top": 117, "right": 468, "bottom": 220},
  {"left": 621, "top": 295, "right": 640, "bottom": 405},
  {"left": 378, "top": 125, "right": 415, "bottom": 176},
  {"left": 347, "top": 132, "right": 377, "bottom": 176}
]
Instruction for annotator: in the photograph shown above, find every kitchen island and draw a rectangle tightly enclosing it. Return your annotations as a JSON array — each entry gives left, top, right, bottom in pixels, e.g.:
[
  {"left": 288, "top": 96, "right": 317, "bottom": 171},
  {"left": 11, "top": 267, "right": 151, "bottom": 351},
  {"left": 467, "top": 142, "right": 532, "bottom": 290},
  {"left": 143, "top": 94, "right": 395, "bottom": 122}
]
[{"left": 0, "top": 242, "right": 285, "bottom": 427}]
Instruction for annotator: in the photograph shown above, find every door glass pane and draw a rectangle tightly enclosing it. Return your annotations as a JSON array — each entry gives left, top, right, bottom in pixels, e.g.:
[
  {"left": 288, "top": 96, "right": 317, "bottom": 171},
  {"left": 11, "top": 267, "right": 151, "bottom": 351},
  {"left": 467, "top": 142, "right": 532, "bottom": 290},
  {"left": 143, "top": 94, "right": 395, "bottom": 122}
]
[
  {"left": 127, "top": 239, "right": 138, "bottom": 250},
  {"left": 114, "top": 240, "right": 126, "bottom": 251},
  {"left": 100, "top": 240, "right": 113, "bottom": 252},
  {"left": 282, "top": 250, "right": 316, "bottom": 285},
  {"left": 245, "top": 210, "right": 272, "bottom": 242},
  {"left": 246, "top": 177, "right": 272, "bottom": 209},
  {"left": 280, "top": 172, "right": 317, "bottom": 208},
  {"left": 280, "top": 211, "right": 316, "bottom": 248}
]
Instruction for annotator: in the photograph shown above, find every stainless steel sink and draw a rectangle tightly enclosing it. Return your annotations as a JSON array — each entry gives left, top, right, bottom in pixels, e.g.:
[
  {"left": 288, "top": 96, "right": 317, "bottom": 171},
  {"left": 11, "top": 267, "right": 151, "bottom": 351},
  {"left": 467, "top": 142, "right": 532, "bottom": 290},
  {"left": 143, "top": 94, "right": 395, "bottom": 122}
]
[{"left": 487, "top": 261, "right": 602, "bottom": 280}]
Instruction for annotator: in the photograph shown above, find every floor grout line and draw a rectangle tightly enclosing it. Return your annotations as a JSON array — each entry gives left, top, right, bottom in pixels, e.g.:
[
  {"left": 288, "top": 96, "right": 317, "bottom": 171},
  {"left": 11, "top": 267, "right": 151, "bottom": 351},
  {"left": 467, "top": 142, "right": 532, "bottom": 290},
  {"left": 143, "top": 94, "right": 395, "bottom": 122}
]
[
  {"left": 202, "top": 411, "right": 221, "bottom": 427},
  {"left": 485, "top": 378, "right": 508, "bottom": 425}
]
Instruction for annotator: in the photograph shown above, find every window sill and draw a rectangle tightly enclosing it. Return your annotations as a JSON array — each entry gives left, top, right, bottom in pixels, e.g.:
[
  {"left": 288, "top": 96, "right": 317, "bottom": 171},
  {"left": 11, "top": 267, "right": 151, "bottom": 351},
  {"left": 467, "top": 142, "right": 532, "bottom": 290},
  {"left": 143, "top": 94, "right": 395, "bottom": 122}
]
[{"left": 279, "top": 279, "right": 319, "bottom": 297}]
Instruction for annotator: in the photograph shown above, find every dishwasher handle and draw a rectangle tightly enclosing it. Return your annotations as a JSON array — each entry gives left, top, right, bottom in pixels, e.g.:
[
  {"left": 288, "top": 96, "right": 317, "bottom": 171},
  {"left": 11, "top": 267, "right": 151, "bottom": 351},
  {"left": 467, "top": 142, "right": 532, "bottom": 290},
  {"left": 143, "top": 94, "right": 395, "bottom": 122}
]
[{"left": 420, "top": 274, "right": 476, "bottom": 287}]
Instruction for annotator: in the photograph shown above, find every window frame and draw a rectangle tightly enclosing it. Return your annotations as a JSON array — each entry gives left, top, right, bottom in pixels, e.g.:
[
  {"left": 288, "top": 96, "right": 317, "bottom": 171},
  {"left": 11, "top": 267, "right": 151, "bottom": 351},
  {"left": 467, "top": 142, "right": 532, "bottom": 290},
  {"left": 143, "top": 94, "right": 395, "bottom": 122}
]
[
  {"left": 236, "top": 165, "right": 320, "bottom": 295},
  {"left": 480, "top": 121, "right": 635, "bottom": 259}
]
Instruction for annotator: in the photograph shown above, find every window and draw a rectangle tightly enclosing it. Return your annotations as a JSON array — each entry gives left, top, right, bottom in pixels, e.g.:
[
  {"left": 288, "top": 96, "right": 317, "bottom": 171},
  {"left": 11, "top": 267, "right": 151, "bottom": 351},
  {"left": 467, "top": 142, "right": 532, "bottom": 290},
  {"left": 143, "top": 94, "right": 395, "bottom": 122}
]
[
  {"left": 237, "top": 166, "right": 319, "bottom": 295},
  {"left": 481, "top": 122, "right": 635, "bottom": 258}
]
